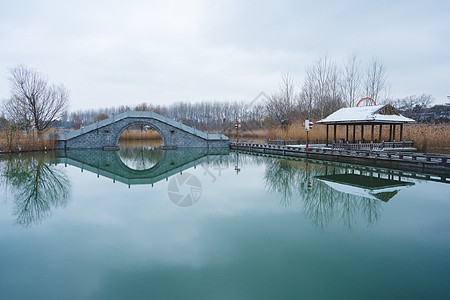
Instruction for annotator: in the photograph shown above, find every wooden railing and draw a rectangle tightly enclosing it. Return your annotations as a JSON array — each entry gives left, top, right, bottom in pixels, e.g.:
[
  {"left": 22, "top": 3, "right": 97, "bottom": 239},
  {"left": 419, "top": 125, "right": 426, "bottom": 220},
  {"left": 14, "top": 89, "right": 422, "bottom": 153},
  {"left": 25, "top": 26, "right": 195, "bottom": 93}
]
[
  {"left": 269, "top": 139, "right": 327, "bottom": 145},
  {"left": 230, "top": 142, "right": 450, "bottom": 170},
  {"left": 269, "top": 139, "right": 414, "bottom": 150},
  {"left": 332, "top": 141, "right": 414, "bottom": 151}
]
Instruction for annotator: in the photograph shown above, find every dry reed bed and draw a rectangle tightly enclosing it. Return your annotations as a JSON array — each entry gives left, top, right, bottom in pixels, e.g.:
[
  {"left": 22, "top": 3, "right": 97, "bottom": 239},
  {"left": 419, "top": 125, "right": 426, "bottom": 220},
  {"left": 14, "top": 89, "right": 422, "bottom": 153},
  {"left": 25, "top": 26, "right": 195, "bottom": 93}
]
[
  {"left": 0, "top": 131, "right": 55, "bottom": 152},
  {"left": 119, "top": 129, "right": 224, "bottom": 140},
  {"left": 2, "top": 124, "right": 447, "bottom": 154},
  {"left": 227, "top": 122, "right": 450, "bottom": 153},
  {"left": 119, "top": 129, "right": 162, "bottom": 140}
]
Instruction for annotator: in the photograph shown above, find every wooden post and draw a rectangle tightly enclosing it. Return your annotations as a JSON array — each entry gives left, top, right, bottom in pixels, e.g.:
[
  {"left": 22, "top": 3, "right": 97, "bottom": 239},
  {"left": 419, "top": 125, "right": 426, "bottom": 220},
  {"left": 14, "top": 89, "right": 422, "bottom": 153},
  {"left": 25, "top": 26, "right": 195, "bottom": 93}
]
[
  {"left": 361, "top": 124, "right": 364, "bottom": 142},
  {"left": 379, "top": 124, "right": 382, "bottom": 142},
  {"left": 326, "top": 124, "right": 329, "bottom": 146},
  {"left": 346, "top": 125, "right": 349, "bottom": 142},
  {"left": 393, "top": 124, "right": 396, "bottom": 141},
  {"left": 353, "top": 124, "right": 356, "bottom": 143},
  {"left": 400, "top": 123, "right": 403, "bottom": 141},
  {"left": 371, "top": 124, "right": 374, "bottom": 142},
  {"left": 389, "top": 124, "right": 393, "bottom": 142},
  {"left": 333, "top": 124, "right": 337, "bottom": 143}
]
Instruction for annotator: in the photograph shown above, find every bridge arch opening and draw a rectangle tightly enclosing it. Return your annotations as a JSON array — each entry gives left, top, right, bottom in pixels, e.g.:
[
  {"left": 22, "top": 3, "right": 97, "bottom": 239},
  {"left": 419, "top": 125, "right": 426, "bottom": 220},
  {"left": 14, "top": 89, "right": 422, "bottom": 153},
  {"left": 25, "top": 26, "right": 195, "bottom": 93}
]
[
  {"left": 117, "top": 122, "right": 165, "bottom": 148},
  {"left": 117, "top": 122, "right": 165, "bottom": 170}
]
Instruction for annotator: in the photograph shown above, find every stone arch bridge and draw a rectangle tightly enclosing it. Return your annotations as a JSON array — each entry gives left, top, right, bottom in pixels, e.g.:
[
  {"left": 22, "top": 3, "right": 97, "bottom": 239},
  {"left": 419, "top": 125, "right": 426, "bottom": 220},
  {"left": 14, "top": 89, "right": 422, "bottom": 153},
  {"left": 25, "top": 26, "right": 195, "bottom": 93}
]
[{"left": 56, "top": 110, "right": 229, "bottom": 150}]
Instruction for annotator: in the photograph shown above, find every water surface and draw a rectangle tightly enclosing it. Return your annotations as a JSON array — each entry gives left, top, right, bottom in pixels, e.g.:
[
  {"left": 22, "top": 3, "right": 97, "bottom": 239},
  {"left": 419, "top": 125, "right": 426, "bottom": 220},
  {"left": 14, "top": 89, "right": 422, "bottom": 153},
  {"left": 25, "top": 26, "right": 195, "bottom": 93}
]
[{"left": 0, "top": 144, "right": 449, "bottom": 299}]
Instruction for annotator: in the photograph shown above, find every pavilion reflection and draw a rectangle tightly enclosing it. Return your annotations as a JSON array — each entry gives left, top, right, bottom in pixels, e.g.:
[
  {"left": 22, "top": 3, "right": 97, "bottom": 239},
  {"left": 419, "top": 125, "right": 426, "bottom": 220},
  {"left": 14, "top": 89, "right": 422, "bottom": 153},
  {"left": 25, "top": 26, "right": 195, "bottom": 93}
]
[
  {"left": 315, "top": 173, "right": 414, "bottom": 202},
  {"left": 262, "top": 156, "right": 415, "bottom": 231}
]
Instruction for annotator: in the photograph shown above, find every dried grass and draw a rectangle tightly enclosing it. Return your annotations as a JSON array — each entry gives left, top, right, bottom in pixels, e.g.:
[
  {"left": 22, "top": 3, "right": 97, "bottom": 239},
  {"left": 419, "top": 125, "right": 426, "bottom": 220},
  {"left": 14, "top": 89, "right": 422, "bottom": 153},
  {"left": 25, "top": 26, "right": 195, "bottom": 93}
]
[
  {"left": 402, "top": 123, "right": 450, "bottom": 153},
  {"left": 119, "top": 129, "right": 162, "bottom": 140},
  {"left": 0, "top": 130, "right": 56, "bottom": 152},
  {"left": 226, "top": 122, "right": 450, "bottom": 153}
]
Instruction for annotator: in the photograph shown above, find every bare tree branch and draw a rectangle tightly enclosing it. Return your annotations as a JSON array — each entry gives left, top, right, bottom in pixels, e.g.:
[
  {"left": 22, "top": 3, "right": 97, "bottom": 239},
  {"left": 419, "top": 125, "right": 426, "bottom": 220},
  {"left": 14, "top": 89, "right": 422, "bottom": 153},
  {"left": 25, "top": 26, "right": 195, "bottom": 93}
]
[{"left": 4, "top": 65, "right": 69, "bottom": 132}]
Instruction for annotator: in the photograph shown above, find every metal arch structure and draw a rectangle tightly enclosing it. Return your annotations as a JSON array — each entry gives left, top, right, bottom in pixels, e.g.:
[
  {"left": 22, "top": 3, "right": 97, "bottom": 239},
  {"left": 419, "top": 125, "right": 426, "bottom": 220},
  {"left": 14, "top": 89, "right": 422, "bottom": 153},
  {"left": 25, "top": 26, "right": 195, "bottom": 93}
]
[{"left": 356, "top": 97, "right": 376, "bottom": 107}]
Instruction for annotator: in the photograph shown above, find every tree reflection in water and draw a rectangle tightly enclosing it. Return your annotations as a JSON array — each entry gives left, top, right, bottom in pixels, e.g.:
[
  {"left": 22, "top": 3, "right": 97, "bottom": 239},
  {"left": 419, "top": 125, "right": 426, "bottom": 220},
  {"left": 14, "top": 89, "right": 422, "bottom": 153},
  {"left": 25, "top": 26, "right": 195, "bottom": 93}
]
[
  {"left": 263, "top": 158, "right": 384, "bottom": 231},
  {"left": 0, "top": 152, "right": 70, "bottom": 227}
]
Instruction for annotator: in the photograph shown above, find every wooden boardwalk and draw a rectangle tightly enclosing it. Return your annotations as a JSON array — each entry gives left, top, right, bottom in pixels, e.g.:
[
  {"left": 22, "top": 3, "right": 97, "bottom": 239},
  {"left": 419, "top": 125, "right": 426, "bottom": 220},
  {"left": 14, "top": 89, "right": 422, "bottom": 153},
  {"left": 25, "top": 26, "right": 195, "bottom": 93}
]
[{"left": 230, "top": 142, "right": 450, "bottom": 178}]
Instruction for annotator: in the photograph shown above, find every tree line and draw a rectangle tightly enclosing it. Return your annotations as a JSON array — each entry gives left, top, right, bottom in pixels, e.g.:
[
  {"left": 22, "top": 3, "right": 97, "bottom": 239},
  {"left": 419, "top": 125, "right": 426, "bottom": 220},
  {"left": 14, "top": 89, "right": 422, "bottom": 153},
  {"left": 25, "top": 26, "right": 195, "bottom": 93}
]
[{"left": 1, "top": 56, "right": 445, "bottom": 135}]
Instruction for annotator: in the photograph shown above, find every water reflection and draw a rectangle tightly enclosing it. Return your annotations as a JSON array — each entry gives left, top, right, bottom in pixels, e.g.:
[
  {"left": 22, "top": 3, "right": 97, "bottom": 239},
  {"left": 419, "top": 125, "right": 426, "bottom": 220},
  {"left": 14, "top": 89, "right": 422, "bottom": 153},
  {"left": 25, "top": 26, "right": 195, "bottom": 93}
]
[
  {"left": 0, "top": 152, "right": 70, "bottom": 227},
  {"left": 58, "top": 147, "right": 229, "bottom": 186},
  {"left": 118, "top": 140, "right": 163, "bottom": 170},
  {"left": 119, "top": 146, "right": 163, "bottom": 170},
  {"left": 0, "top": 146, "right": 424, "bottom": 232},
  {"left": 259, "top": 153, "right": 415, "bottom": 231}
]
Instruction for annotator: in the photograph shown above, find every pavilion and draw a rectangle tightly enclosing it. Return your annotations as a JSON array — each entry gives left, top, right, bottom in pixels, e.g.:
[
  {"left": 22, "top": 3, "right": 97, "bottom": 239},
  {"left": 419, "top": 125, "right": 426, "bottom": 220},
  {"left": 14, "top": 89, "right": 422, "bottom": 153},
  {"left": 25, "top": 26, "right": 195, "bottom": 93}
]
[{"left": 316, "top": 104, "right": 415, "bottom": 147}]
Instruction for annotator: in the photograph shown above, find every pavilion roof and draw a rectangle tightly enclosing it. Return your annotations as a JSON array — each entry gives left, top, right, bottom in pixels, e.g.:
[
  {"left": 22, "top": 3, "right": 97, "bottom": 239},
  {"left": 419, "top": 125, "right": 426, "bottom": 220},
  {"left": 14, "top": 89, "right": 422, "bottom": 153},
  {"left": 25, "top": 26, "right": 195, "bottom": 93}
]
[{"left": 316, "top": 104, "right": 415, "bottom": 125}]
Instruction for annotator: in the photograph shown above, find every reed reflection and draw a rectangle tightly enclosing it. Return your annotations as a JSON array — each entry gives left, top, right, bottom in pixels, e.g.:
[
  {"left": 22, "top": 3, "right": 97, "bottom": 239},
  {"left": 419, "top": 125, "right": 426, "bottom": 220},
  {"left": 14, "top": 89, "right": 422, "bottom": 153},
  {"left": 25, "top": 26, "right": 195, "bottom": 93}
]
[{"left": 0, "top": 152, "right": 70, "bottom": 227}]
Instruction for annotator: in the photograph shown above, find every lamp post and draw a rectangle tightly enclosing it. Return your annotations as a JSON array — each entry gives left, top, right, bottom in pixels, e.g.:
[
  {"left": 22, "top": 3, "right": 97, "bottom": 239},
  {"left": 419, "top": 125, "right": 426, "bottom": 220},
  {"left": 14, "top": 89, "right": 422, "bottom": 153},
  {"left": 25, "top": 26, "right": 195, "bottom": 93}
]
[
  {"left": 305, "top": 119, "right": 313, "bottom": 150},
  {"left": 235, "top": 119, "right": 241, "bottom": 144}
]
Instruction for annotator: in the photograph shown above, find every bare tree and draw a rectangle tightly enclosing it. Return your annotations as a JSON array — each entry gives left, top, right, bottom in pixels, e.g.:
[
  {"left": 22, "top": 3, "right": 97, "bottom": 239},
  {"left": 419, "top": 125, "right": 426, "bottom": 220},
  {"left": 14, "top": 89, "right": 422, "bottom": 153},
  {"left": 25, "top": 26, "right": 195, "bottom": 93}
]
[
  {"left": 93, "top": 113, "right": 109, "bottom": 122},
  {"left": 4, "top": 65, "right": 69, "bottom": 132},
  {"left": 300, "top": 54, "right": 344, "bottom": 118},
  {"left": 342, "top": 53, "right": 362, "bottom": 107},
  {"left": 364, "top": 58, "right": 388, "bottom": 103},
  {"left": 265, "top": 73, "right": 297, "bottom": 125},
  {"left": 389, "top": 94, "right": 433, "bottom": 118}
]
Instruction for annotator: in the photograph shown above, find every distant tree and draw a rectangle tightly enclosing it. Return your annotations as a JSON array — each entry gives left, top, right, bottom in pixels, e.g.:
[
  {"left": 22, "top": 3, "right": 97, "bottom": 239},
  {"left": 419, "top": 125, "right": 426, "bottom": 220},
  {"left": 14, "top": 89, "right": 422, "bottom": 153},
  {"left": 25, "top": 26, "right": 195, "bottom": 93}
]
[
  {"left": 134, "top": 103, "right": 152, "bottom": 111},
  {"left": 93, "top": 113, "right": 109, "bottom": 122},
  {"left": 153, "top": 108, "right": 165, "bottom": 116},
  {"left": 300, "top": 54, "right": 344, "bottom": 118},
  {"left": 364, "top": 58, "right": 388, "bottom": 103},
  {"left": 3, "top": 65, "right": 69, "bottom": 132},
  {"left": 341, "top": 53, "right": 362, "bottom": 107},
  {"left": 115, "top": 105, "right": 130, "bottom": 114},
  {"left": 71, "top": 113, "right": 82, "bottom": 129},
  {"left": 389, "top": 94, "right": 433, "bottom": 119},
  {"left": 265, "top": 74, "right": 297, "bottom": 126}
]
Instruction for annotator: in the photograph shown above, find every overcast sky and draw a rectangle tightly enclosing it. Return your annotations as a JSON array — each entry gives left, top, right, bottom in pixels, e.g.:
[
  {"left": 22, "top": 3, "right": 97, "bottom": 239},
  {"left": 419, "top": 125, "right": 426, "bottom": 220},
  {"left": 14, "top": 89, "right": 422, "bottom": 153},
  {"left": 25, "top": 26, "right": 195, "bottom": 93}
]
[{"left": 1, "top": 0, "right": 449, "bottom": 111}]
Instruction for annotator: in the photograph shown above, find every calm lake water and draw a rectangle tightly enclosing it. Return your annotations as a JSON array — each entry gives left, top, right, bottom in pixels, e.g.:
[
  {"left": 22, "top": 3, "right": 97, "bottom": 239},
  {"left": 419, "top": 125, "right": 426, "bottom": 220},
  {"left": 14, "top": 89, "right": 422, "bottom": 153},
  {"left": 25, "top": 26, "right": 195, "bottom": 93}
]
[{"left": 1, "top": 141, "right": 449, "bottom": 300}]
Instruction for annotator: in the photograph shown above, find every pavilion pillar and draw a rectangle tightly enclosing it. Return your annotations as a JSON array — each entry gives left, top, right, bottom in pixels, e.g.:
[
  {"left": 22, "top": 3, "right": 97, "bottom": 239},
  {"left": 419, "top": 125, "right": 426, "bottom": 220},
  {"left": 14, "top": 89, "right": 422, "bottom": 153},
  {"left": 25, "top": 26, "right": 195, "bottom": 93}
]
[
  {"left": 389, "top": 124, "right": 393, "bottom": 142},
  {"left": 346, "top": 125, "right": 349, "bottom": 142},
  {"left": 379, "top": 124, "right": 382, "bottom": 142},
  {"left": 361, "top": 124, "right": 364, "bottom": 142},
  {"left": 326, "top": 125, "right": 329, "bottom": 146},
  {"left": 393, "top": 124, "right": 396, "bottom": 141},
  {"left": 333, "top": 124, "right": 337, "bottom": 143},
  {"left": 400, "top": 123, "right": 404, "bottom": 141},
  {"left": 353, "top": 125, "right": 356, "bottom": 143},
  {"left": 371, "top": 125, "right": 374, "bottom": 142}
]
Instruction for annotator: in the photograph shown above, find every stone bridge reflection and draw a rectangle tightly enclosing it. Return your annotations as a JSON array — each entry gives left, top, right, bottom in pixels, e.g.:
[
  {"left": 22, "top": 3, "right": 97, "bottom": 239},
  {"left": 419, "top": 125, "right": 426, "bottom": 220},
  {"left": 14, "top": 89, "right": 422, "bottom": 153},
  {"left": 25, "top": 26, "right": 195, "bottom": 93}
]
[{"left": 55, "top": 148, "right": 230, "bottom": 186}]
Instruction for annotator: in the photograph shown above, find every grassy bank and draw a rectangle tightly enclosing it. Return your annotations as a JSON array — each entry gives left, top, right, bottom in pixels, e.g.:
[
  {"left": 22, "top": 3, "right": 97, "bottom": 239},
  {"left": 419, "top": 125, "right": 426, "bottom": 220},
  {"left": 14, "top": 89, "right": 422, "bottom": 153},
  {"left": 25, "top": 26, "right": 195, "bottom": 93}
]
[{"left": 227, "top": 122, "right": 450, "bottom": 153}]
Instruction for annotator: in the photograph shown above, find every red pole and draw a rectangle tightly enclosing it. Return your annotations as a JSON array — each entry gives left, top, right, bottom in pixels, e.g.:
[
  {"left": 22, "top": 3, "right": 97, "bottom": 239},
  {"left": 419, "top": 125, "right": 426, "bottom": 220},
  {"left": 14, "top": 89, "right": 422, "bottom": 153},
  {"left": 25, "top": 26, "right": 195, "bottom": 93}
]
[{"left": 306, "top": 130, "right": 309, "bottom": 150}]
